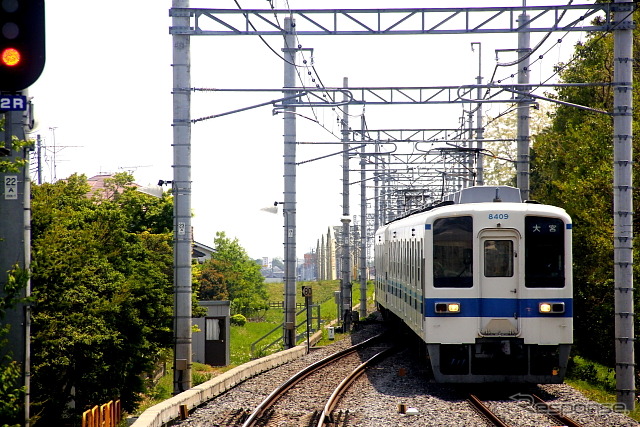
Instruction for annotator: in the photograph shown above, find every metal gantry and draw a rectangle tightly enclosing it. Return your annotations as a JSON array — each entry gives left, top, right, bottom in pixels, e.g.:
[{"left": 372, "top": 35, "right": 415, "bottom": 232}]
[
  {"left": 170, "top": 4, "right": 618, "bottom": 36},
  {"left": 171, "top": 2, "right": 635, "bottom": 408}
]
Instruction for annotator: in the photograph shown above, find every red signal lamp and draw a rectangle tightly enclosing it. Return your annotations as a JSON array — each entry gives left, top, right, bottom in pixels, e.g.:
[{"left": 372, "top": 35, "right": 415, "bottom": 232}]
[{"left": 1, "top": 47, "right": 21, "bottom": 67}]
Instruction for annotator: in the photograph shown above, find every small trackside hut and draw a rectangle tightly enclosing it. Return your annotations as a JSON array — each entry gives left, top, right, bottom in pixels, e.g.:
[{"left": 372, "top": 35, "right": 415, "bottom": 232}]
[{"left": 374, "top": 186, "right": 572, "bottom": 383}]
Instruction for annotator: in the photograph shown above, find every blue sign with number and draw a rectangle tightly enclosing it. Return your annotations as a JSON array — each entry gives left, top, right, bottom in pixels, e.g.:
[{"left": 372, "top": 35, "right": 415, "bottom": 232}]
[{"left": 0, "top": 95, "right": 27, "bottom": 111}]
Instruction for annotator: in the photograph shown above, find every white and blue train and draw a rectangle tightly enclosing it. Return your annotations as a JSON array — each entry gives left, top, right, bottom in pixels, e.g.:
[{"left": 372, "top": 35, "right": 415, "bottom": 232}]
[{"left": 374, "top": 186, "right": 572, "bottom": 383}]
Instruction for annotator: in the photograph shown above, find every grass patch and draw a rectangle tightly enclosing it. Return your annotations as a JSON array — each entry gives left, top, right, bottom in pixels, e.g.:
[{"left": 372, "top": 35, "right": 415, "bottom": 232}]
[
  {"left": 566, "top": 355, "right": 640, "bottom": 421},
  {"left": 239, "top": 280, "right": 346, "bottom": 359},
  {"left": 248, "top": 280, "right": 376, "bottom": 357}
]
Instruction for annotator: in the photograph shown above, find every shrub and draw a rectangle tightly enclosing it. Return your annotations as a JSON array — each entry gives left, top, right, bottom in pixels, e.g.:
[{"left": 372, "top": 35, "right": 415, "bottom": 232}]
[{"left": 230, "top": 314, "right": 247, "bottom": 326}]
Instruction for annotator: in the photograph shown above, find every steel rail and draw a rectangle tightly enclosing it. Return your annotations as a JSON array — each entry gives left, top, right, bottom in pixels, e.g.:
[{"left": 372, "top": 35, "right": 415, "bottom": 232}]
[
  {"left": 467, "top": 394, "right": 511, "bottom": 427},
  {"left": 531, "top": 394, "right": 584, "bottom": 427},
  {"left": 316, "top": 346, "right": 397, "bottom": 427},
  {"left": 241, "top": 333, "right": 386, "bottom": 427}
]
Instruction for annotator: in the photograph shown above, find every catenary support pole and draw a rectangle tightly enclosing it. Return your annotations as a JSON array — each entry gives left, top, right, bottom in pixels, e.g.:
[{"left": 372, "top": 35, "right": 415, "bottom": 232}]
[
  {"left": 359, "top": 114, "right": 367, "bottom": 319},
  {"left": 171, "top": 0, "right": 192, "bottom": 393},
  {"left": 516, "top": 8, "right": 531, "bottom": 200},
  {"left": 473, "top": 42, "right": 484, "bottom": 186},
  {"left": 23, "top": 131, "right": 31, "bottom": 427},
  {"left": 282, "top": 17, "right": 297, "bottom": 349},
  {"left": 374, "top": 139, "right": 380, "bottom": 232},
  {"left": 0, "top": 109, "right": 29, "bottom": 425},
  {"left": 613, "top": 0, "right": 634, "bottom": 411},
  {"left": 341, "top": 77, "right": 352, "bottom": 330}
]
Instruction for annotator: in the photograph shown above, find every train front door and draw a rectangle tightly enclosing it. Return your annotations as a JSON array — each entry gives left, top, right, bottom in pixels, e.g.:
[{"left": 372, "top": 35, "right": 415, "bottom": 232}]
[{"left": 478, "top": 229, "right": 520, "bottom": 336}]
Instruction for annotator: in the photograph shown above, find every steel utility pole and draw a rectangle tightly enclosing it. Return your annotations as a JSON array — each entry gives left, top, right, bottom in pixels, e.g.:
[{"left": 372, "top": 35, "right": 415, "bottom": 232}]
[
  {"left": 171, "top": 0, "right": 192, "bottom": 393},
  {"left": 472, "top": 42, "right": 484, "bottom": 186},
  {"left": 282, "top": 17, "right": 297, "bottom": 349},
  {"left": 516, "top": 7, "right": 531, "bottom": 200},
  {"left": 341, "top": 77, "right": 352, "bottom": 330},
  {"left": 359, "top": 114, "right": 367, "bottom": 320},
  {"left": 0, "top": 108, "right": 31, "bottom": 426},
  {"left": 613, "top": 0, "right": 634, "bottom": 411}
]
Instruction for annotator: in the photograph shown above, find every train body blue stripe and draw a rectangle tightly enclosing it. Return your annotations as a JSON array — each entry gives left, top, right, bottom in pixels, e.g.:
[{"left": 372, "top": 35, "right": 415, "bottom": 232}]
[{"left": 424, "top": 298, "right": 573, "bottom": 318}]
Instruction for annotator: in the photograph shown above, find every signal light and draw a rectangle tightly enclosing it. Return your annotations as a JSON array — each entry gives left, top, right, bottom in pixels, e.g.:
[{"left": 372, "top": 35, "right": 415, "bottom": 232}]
[
  {"left": 1, "top": 47, "right": 21, "bottom": 67},
  {"left": 0, "top": 0, "right": 46, "bottom": 91}
]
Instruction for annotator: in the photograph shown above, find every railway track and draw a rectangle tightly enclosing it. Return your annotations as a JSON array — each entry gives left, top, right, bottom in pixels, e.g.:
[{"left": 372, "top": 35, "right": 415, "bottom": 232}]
[
  {"left": 241, "top": 332, "right": 397, "bottom": 427},
  {"left": 468, "top": 393, "right": 585, "bottom": 427},
  {"left": 169, "top": 321, "right": 636, "bottom": 427}
]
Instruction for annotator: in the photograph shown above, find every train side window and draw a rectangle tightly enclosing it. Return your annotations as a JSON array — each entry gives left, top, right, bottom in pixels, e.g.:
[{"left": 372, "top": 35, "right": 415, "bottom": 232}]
[
  {"left": 418, "top": 239, "right": 423, "bottom": 289},
  {"left": 433, "top": 216, "right": 473, "bottom": 288},
  {"left": 525, "top": 216, "right": 565, "bottom": 288},
  {"left": 484, "top": 240, "right": 514, "bottom": 277}
]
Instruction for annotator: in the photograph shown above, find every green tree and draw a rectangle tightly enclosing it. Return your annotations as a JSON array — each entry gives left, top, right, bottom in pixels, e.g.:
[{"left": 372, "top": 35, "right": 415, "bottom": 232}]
[
  {"left": 530, "top": 19, "right": 640, "bottom": 365},
  {"left": 197, "top": 232, "right": 268, "bottom": 317},
  {"left": 29, "top": 174, "right": 174, "bottom": 424}
]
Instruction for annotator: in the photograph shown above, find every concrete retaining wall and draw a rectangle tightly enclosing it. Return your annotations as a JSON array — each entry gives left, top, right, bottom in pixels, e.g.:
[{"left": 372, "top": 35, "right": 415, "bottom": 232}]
[{"left": 130, "top": 331, "right": 323, "bottom": 427}]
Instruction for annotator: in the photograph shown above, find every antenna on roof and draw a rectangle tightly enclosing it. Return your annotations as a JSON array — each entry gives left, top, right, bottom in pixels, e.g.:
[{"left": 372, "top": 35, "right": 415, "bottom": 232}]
[{"left": 493, "top": 187, "right": 502, "bottom": 203}]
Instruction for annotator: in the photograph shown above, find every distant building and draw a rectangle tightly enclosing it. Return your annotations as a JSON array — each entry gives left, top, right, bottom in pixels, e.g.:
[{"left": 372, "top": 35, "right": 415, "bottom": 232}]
[
  {"left": 299, "top": 251, "right": 316, "bottom": 281},
  {"left": 192, "top": 242, "right": 215, "bottom": 264},
  {"left": 261, "top": 264, "right": 284, "bottom": 283},
  {"left": 316, "top": 227, "right": 337, "bottom": 280},
  {"left": 86, "top": 174, "right": 139, "bottom": 199}
]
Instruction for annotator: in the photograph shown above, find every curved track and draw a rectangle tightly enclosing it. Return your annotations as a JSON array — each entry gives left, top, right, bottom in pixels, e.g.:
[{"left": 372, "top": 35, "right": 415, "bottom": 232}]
[
  {"left": 314, "top": 345, "right": 397, "bottom": 427},
  {"left": 241, "top": 333, "right": 394, "bottom": 427}
]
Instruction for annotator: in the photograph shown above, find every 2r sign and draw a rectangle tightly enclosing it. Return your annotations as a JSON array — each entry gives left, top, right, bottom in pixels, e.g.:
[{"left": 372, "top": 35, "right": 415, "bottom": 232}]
[{"left": 0, "top": 95, "right": 27, "bottom": 111}]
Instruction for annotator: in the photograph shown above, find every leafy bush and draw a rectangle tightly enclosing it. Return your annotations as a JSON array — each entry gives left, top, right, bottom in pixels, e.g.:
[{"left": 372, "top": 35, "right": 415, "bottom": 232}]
[
  {"left": 569, "top": 360, "right": 598, "bottom": 383},
  {"left": 568, "top": 355, "right": 616, "bottom": 393},
  {"left": 230, "top": 314, "right": 247, "bottom": 326}
]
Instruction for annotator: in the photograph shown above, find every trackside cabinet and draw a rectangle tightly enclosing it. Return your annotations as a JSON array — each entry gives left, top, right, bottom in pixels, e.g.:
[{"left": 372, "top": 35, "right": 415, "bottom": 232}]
[{"left": 193, "top": 300, "right": 230, "bottom": 366}]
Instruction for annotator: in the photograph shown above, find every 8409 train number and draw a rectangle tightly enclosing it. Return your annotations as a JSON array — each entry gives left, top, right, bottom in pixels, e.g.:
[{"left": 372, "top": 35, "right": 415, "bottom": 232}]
[{"left": 488, "top": 213, "right": 509, "bottom": 220}]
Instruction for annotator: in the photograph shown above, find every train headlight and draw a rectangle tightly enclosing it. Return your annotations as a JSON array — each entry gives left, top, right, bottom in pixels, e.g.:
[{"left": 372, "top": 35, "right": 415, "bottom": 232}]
[
  {"left": 539, "top": 302, "right": 565, "bottom": 314},
  {"left": 435, "top": 302, "right": 461, "bottom": 314}
]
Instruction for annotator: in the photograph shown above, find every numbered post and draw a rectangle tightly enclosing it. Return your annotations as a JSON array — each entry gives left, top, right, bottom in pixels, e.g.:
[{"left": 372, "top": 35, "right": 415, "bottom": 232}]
[
  {"left": 4, "top": 175, "right": 17, "bottom": 199},
  {"left": 302, "top": 286, "right": 312, "bottom": 352}
]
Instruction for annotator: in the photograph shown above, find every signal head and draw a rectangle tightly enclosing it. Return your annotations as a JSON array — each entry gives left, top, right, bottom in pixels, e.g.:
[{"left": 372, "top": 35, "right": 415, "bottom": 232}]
[{"left": 0, "top": 0, "right": 46, "bottom": 91}]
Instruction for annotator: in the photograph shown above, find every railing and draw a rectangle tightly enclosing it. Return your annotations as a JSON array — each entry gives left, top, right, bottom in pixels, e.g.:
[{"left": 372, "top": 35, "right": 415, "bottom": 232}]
[
  {"left": 267, "top": 301, "right": 306, "bottom": 309},
  {"left": 250, "top": 304, "right": 321, "bottom": 358},
  {"left": 82, "top": 400, "right": 121, "bottom": 427}
]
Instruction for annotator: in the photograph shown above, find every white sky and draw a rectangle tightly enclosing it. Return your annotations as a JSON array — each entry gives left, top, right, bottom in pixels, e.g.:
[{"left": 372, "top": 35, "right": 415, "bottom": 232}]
[{"left": 29, "top": 1, "right": 593, "bottom": 260}]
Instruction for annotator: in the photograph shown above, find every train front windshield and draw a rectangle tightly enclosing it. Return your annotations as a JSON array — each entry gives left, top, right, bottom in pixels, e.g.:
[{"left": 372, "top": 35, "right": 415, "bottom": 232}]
[{"left": 433, "top": 216, "right": 473, "bottom": 288}]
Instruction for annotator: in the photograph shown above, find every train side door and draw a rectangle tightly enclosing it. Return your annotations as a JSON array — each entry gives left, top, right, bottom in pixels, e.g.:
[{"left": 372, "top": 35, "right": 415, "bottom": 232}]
[{"left": 478, "top": 229, "right": 520, "bottom": 336}]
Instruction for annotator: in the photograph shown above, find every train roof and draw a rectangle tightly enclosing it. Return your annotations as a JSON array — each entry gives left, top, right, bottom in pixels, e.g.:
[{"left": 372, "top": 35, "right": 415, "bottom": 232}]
[
  {"left": 378, "top": 186, "right": 568, "bottom": 229},
  {"left": 443, "top": 185, "right": 522, "bottom": 204}
]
